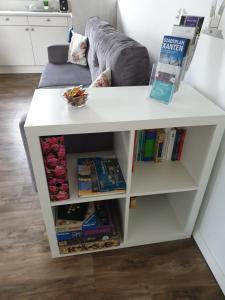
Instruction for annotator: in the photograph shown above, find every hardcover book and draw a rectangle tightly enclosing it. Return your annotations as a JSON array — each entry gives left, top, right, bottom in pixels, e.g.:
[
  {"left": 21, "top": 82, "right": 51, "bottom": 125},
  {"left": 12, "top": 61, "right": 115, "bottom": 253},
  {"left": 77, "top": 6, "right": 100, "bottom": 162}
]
[
  {"left": 143, "top": 130, "right": 157, "bottom": 161},
  {"left": 59, "top": 235, "right": 120, "bottom": 254},
  {"left": 154, "top": 129, "right": 166, "bottom": 162},
  {"left": 56, "top": 201, "right": 115, "bottom": 241},
  {"left": 77, "top": 157, "right": 126, "bottom": 197},
  {"left": 166, "top": 128, "right": 177, "bottom": 160}
]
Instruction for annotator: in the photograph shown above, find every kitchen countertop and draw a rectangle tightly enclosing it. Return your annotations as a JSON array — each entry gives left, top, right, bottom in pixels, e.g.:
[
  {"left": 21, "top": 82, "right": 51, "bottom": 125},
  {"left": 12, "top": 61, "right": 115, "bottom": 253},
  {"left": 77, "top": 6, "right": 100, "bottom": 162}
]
[{"left": 0, "top": 11, "right": 72, "bottom": 17}]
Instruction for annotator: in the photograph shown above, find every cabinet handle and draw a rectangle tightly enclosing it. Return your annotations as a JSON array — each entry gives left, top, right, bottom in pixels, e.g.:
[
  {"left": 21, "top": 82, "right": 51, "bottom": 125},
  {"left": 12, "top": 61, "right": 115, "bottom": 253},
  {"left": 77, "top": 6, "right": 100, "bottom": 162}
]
[
  {"left": 5, "top": 17, "right": 10, "bottom": 21},
  {"left": 25, "top": 28, "right": 29, "bottom": 31},
  {"left": 31, "top": 28, "right": 35, "bottom": 31},
  {"left": 46, "top": 18, "right": 51, "bottom": 22}
]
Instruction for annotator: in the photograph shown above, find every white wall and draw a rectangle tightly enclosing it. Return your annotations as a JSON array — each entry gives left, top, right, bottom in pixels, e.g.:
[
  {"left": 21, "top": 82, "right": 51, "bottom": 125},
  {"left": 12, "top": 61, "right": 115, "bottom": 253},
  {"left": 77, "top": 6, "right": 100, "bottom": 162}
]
[
  {"left": 117, "top": 0, "right": 213, "bottom": 62},
  {"left": 117, "top": 0, "right": 225, "bottom": 294},
  {"left": 71, "top": 0, "right": 117, "bottom": 34}
]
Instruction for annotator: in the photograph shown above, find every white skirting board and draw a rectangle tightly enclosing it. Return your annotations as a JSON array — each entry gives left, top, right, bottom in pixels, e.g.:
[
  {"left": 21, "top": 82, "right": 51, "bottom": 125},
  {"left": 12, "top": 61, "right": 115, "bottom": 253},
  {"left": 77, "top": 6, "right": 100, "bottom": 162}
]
[
  {"left": 0, "top": 66, "right": 44, "bottom": 74},
  {"left": 194, "top": 228, "right": 225, "bottom": 295}
]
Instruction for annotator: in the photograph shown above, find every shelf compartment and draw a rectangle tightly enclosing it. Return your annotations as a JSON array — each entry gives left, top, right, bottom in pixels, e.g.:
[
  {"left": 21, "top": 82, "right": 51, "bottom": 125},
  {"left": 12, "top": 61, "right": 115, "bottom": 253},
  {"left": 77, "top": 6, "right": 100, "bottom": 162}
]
[
  {"left": 126, "top": 194, "right": 188, "bottom": 247},
  {"left": 131, "top": 161, "right": 198, "bottom": 197},
  {"left": 50, "top": 151, "right": 127, "bottom": 206},
  {"left": 53, "top": 198, "right": 124, "bottom": 256}
]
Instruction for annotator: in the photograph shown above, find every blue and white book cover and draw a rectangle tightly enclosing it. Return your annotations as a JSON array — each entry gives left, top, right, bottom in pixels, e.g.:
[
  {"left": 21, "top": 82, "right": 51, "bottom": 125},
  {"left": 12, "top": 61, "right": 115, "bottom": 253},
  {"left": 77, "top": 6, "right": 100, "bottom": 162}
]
[
  {"left": 159, "top": 35, "right": 189, "bottom": 66},
  {"left": 150, "top": 80, "right": 175, "bottom": 104},
  {"left": 150, "top": 62, "right": 178, "bottom": 104}
]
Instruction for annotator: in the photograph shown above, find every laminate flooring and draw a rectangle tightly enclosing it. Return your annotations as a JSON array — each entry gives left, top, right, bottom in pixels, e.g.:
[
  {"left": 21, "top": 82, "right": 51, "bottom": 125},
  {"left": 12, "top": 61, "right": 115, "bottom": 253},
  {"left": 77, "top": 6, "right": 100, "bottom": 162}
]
[{"left": 0, "top": 74, "right": 224, "bottom": 300}]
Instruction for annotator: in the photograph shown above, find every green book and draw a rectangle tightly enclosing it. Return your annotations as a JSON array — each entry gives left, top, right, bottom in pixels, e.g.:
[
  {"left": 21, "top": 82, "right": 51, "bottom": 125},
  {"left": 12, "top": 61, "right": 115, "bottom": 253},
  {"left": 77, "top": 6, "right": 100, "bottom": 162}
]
[{"left": 143, "top": 130, "right": 157, "bottom": 161}]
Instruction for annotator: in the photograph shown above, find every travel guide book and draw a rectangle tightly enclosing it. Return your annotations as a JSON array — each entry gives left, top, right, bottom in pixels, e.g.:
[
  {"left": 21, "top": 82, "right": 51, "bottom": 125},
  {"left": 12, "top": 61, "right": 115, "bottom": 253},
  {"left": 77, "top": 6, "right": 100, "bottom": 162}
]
[
  {"left": 77, "top": 157, "right": 126, "bottom": 197},
  {"left": 178, "top": 15, "right": 204, "bottom": 70},
  {"left": 159, "top": 35, "right": 190, "bottom": 66},
  {"left": 150, "top": 35, "right": 189, "bottom": 104}
]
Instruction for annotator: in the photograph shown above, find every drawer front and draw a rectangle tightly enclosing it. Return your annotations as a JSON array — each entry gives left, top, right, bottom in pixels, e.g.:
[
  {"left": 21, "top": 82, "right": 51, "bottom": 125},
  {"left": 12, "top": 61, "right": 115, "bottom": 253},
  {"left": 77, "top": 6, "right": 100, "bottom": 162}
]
[
  {"left": 0, "top": 16, "right": 28, "bottom": 26},
  {"left": 28, "top": 16, "right": 68, "bottom": 27}
]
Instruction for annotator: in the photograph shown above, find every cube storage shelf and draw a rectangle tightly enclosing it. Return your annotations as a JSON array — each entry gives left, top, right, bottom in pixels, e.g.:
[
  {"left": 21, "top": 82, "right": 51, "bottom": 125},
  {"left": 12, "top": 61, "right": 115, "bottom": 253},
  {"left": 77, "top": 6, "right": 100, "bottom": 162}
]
[{"left": 25, "top": 85, "right": 225, "bottom": 257}]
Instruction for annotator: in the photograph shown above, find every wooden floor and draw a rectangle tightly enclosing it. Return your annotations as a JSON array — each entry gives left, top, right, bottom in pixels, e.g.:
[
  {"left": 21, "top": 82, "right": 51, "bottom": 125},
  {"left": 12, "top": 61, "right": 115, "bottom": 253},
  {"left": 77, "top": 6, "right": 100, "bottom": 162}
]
[{"left": 0, "top": 74, "right": 224, "bottom": 300}]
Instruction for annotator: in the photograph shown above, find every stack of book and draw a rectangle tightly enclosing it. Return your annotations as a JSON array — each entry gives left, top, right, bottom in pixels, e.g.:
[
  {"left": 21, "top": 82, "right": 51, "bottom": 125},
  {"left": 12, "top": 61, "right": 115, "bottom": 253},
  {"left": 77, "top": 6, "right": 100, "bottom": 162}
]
[
  {"left": 133, "top": 128, "right": 187, "bottom": 164},
  {"left": 55, "top": 201, "right": 120, "bottom": 254},
  {"left": 77, "top": 157, "right": 126, "bottom": 197},
  {"left": 150, "top": 14, "right": 204, "bottom": 104}
]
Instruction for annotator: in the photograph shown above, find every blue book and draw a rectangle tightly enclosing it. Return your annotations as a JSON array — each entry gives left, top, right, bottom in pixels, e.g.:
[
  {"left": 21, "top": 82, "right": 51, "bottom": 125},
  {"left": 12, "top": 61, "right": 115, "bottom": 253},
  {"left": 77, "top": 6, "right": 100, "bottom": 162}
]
[
  {"left": 77, "top": 157, "right": 126, "bottom": 196},
  {"left": 57, "top": 230, "right": 82, "bottom": 241},
  {"left": 159, "top": 35, "right": 189, "bottom": 66},
  {"left": 150, "top": 80, "right": 175, "bottom": 104}
]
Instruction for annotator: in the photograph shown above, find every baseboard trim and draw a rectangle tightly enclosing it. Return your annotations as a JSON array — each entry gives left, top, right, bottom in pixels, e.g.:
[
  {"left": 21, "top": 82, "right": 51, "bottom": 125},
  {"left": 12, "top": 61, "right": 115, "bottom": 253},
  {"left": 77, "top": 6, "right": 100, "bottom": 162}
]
[
  {"left": 0, "top": 66, "right": 44, "bottom": 74},
  {"left": 194, "top": 228, "right": 225, "bottom": 295}
]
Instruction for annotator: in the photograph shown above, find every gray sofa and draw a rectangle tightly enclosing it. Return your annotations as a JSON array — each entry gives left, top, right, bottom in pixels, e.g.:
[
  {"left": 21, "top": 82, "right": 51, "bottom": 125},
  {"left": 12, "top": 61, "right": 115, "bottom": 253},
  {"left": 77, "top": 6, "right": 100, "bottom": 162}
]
[
  {"left": 39, "top": 16, "right": 150, "bottom": 88},
  {"left": 21, "top": 16, "right": 151, "bottom": 191}
]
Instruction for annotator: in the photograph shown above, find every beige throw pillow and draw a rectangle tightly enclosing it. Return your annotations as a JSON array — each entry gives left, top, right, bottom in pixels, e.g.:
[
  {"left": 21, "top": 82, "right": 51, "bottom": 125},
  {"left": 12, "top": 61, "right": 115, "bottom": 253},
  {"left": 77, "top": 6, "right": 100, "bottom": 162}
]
[
  {"left": 68, "top": 32, "right": 88, "bottom": 66},
  {"left": 90, "top": 68, "right": 111, "bottom": 87}
]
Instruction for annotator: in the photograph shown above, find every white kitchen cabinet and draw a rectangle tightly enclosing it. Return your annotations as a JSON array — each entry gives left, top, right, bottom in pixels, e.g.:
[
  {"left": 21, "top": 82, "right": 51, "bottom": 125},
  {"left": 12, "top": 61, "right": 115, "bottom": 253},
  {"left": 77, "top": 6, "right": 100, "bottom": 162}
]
[
  {"left": 30, "top": 26, "right": 68, "bottom": 65},
  {"left": 0, "top": 12, "right": 71, "bottom": 71},
  {"left": 0, "top": 26, "right": 34, "bottom": 65}
]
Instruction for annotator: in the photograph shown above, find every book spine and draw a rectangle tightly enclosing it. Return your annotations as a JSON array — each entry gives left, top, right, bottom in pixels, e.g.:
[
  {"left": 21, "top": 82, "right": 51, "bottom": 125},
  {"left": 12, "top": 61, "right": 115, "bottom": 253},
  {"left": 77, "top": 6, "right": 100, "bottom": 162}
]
[
  {"left": 162, "top": 128, "right": 171, "bottom": 160},
  {"left": 177, "top": 129, "right": 187, "bottom": 160},
  {"left": 154, "top": 129, "right": 165, "bottom": 162},
  {"left": 132, "top": 130, "right": 138, "bottom": 172},
  {"left": 58, "top": 233, "right": 119, "bottom": 247},
  {"left": 143, "top": 130, "right": 157, "bottom": 161},
  {"left": 56, "top": 226, "right": 81, "bottom": 232},
  {"left": 56, "top": 225, "right": 114, "bottom": 241},
  {"left": 57, "top": 230, "right": 82, "bottom": 241},
  {"left": 83, "top": 226, "right": 113, "bottom": 237},
  {"left": 137, "top": 131, "right": 141, "bottom": 161},
  {"left": 171, "top": 129, "right": 182, "bottom": 161},
  {"left": 166, "top": 128, "right": 177, "bottom": 160},
  {"left": 59, "top": 237, "right": 120, "bottom": 254},
  {"left": 139, "top": 130, "right": 145, "bottom": 161}
]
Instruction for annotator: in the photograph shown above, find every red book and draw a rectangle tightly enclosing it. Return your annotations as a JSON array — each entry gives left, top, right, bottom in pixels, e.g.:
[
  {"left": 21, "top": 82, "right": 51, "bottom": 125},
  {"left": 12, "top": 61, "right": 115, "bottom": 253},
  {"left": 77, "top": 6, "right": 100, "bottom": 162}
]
[{"left": 177, "top": 129, "right": 187, "bottom": 160}]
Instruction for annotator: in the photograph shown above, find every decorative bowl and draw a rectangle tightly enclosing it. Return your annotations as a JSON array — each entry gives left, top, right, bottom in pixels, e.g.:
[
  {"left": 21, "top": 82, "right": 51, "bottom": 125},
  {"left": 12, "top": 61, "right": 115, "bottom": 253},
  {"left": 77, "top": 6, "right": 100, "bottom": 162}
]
[{"left": 62, "top": 87, "right": 88, "bottom": 108}]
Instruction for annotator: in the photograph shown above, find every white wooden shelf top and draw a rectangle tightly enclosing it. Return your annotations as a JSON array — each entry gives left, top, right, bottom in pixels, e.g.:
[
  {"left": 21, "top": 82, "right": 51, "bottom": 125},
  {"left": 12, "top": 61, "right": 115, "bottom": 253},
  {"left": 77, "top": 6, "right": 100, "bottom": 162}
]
[{"left": 25, "top": 84, "right": 225, "bottom": 135}]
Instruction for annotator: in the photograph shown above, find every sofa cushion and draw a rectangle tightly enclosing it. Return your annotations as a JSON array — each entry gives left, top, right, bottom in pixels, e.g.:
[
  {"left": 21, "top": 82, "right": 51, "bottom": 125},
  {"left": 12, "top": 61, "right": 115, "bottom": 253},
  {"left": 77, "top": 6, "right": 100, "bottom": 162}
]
[
  {"left": 39, "top": 63, "right": 92, "bottom": 88},
  {"left": 68, "top": 32, "right": 88, "bottom": 66},
  {"left": 85, "top": 16, "right": 150, "bottom": 86},
  {"left": 90, "top": 68, "right": 111, "bottom": 87}
]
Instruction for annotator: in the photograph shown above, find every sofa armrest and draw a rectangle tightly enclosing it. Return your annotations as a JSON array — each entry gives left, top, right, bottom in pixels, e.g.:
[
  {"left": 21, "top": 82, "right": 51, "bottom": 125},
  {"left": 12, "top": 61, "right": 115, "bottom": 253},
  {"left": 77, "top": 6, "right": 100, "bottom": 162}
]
[{"left": 48, "top": 45, "right": 69, "bottom": 64}]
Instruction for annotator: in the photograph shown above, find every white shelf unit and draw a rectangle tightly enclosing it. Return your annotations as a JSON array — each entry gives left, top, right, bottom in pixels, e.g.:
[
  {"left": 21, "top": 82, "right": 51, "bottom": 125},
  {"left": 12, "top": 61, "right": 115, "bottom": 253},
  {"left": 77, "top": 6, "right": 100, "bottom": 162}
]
[{"left": 25, "top": 85, "right": 225, "bottom": 257}]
